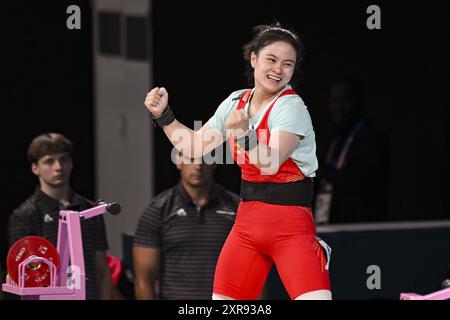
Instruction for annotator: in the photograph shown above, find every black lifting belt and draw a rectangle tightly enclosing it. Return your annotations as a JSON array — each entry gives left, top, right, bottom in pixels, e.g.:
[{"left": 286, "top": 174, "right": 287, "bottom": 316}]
[{"left": 240, "top": 178, "right": 314, "bottom": 207}]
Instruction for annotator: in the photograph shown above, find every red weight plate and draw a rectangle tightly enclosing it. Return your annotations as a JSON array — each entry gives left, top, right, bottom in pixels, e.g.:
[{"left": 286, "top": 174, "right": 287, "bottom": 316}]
[{"left": 7, "top": 236, "right": 60, "bottom": 287}]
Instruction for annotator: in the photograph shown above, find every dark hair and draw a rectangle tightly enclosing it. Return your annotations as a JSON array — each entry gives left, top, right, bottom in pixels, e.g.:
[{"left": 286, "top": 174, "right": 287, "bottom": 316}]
[
  {"left": 27, "top": 133, "right": 73, "bottom": 164},
  {"left": 243, "top": 22, "right": 305, "bottom": 89}
]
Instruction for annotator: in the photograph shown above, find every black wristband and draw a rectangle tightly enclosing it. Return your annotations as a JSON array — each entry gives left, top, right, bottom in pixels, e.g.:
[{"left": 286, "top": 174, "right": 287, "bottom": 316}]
[
  {"left": 153, "top": 105, "right": 175, "bottom": 127},
  {"left": 236, "top": 129, "right": 258, "bottom": 151}
]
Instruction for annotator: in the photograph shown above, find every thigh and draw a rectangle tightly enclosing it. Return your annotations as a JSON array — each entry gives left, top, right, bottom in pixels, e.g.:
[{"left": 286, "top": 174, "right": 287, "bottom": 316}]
[
  {"left": 273, "top": 235, "right": 331, "bottom": 299},
  {"left": 213, "top": 227, "right": 273, "bottom": 300}
]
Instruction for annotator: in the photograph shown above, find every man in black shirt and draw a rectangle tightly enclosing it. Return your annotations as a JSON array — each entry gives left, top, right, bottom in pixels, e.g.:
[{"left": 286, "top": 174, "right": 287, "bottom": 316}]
[
  {"left": 133, "top": 154, "right": 240, "bottom": 299},
  {"left": 8, "top": 133, "right": 112, "bottom": 299}
]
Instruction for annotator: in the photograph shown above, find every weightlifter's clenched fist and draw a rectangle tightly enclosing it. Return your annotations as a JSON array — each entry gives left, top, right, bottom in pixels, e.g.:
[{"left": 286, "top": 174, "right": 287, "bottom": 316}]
[
  {"left": 226, "top": 109, "right": 250, "bottom": 136},
  {"left": 144, "top": 87, "right": 169, "bottom": 117}
]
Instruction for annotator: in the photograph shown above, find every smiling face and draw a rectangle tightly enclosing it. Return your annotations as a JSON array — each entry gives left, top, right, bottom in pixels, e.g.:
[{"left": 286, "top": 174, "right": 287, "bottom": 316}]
[
  {"left": 31, "top": 152, "right": 73, "bottom": 189},
  {"left": 251, "top": 40, "right": 296, "bottom": 95}
]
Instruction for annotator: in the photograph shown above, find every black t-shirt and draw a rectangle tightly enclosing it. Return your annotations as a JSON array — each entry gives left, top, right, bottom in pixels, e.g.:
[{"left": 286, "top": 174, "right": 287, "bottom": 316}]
[
  {"left": 134, "top": 183, "right": 240, "bottom": 299},
  {"left": 8, "top": 188, "right": 109, "bottom": 300}
]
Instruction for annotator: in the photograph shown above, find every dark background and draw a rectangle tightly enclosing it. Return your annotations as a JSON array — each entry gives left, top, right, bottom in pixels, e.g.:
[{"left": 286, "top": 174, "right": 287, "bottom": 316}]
[
  {"left": 152, "top": 0, "right": 450, "bottom": 221},
  {"left": 1, "top": 1, "right": 94, "bottom": 274},
  {"left": 1, "top": 0, "right": 449, "bottom": 290}
]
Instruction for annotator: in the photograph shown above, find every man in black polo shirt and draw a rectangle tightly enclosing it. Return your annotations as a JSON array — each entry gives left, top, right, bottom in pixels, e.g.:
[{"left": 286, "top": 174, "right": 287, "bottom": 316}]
[
  {"left": 133, "top": 154, "right": 240, "bottom": 299},
  {"left": 8, "top": 133, "right": 112, "bottom": 300}
]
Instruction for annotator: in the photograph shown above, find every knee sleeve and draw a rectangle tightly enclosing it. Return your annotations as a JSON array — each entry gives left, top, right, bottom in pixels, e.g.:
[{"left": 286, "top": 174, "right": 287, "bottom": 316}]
[
  {"left": 295, "top": 289, "right": 332, "bottom": 300},
  {"left": 212, "top": 293, "right": 236, "bottom": 300}
]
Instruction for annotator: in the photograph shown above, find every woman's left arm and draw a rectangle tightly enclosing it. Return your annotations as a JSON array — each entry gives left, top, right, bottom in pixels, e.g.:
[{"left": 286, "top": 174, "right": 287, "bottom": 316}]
[{"left": 247, "top": 130, "right": 300, "bottom": 175}]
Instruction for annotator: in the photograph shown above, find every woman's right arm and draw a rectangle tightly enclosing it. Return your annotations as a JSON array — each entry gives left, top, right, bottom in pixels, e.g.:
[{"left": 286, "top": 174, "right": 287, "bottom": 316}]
[{"left": 144, "top": 87, "right": 225, "bottom": 158}]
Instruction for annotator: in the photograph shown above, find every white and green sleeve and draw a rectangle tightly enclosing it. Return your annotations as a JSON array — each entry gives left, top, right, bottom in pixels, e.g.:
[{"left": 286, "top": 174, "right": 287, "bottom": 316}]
[{"left": 207, "top": 89, "right": 247, "bottom": 137}]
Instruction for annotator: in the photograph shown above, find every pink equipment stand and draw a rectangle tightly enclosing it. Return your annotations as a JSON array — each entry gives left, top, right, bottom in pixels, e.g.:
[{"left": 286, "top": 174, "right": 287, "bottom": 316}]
[
  {"left": 2, "top": 201, "right": 120, "bottom": 300},
  {"left": 400, "top": 287, "right": 450, "bottom": 300}
]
